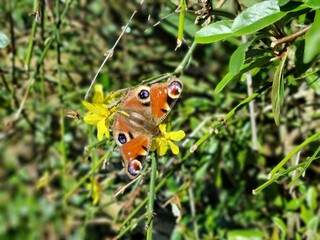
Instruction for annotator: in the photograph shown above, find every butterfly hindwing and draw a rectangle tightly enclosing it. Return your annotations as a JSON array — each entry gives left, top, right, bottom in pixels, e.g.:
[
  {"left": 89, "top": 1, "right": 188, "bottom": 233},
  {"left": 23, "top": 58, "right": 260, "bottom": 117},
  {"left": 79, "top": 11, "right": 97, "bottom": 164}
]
[
  {"left": 120, "top": 135, "right": 151, "bottom": 179},
  {"left": 112, "top": 112, "right": 152, "bottom": 178}
]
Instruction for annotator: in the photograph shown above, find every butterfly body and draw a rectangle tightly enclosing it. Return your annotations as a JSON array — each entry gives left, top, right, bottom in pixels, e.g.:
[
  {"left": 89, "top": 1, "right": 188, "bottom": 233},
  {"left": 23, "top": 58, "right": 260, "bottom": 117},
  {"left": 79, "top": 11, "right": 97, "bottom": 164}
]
[{"left": 112, "top": 78, "right": 183, "bottom": 178}]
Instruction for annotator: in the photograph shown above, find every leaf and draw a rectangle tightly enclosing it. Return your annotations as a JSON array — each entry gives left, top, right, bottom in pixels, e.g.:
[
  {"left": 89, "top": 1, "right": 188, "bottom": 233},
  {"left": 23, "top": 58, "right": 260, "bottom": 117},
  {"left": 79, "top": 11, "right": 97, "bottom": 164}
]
[
  {"left": 195, "top": 20, "right": 233, "bottom": 44},
  {"left": 215, "top": 72, "right": 234, "bottom": 94},
  {"left": 271, "top": 49, "right": 290, "bottom": 126},
  {"left": 272, "top": 217, "right": 287, "bottom": 235},
  {"left": 304, "top": 0, "right": 320, "bottom": 9},
  {"left": 301, "top": 204, "right": 313, "bottom": 224},
  {"left": 228, "top": 229, "right": 264, "bottom": 239},
  {"left": 229, "top": 39, "right": 254, "bottom": 74},
  {"left": 304, "top": 10, "right": 320, "bottom": 63},
  {"left": 0, "top": 32, "right": 10, "bottom": 48},
  {"left": 215, "top": 56, "right": 271, "bottom": 94},
  {"left": 306, "top": 187, "right": 317, "bottom": 211},
  {"left": 306, "top": 74, "right": 320, "bottom": 94},
  {"left": 306, "top": 216, "right": 320, "bottom": 232},
  {"left": 232, "top": 0, "right": 286, "bottom": 35},
  {"left": 286, "top": 198, "right": 302, "bottom": 211}
]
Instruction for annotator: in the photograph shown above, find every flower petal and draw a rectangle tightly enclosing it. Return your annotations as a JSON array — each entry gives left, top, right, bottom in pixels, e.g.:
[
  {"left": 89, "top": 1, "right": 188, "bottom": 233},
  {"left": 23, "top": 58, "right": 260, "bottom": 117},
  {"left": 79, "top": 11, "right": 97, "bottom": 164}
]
[
  {"left": 168, "top": 130, "right": 186, "bottom": 141},
  {"left": 168, "top": 140, "right": 180, "bottom": 154},
  {"left": 83, "top": 113, "right": 100, "bottom": 125},
  {"left": 82, "top": 101, "right": 101, "bottom": 115},
  {"left": 93, "top": 85, "right": 104, "bottom": 103},
  {"left": 158, "top": 123, "right": 167, "bottom": 134},
  {"left": 151, "top": 138, "right": 160, "bottom": 151},
  {"left": 97, "top": 118, "right": 108, "bottom": 140},
  {"left": 158, "top": 139, "right": 169, "bottom": 156},
  {"left": 95, "top": 103, "right": 109, "bottom": 115},
  {"left": 104, "top": 118, "right": 110, "bottom": 138}
]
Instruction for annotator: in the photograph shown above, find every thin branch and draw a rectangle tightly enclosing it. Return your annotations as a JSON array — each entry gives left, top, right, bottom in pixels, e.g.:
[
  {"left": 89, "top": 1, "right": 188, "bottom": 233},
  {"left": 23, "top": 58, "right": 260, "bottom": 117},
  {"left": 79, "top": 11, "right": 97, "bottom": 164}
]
[
  {"left": 271, "top": 25, "right": 311, "bottom": 48},
  {"left": 188, "top": 185, "right": 199, "bottom": 240},
  {"left": 241, "top": 35, "right": 258, "bottom": 151},
  {"left": 85, "top": 1, "right": 145, "bottom": 100},
  {"left": 146, "top": 155, "right": 157, "bottom": 240}
]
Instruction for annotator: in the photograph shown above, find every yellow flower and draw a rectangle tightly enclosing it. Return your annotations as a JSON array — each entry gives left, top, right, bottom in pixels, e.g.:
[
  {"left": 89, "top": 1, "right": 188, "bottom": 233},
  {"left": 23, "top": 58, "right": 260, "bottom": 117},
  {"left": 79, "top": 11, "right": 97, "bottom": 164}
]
[
  {"left": 86, "top": 177, "right": 101, "bottom": 205},
  {"left": 82, "top": 85, "right": 117, "bottom": 141},
  {"left": 151, "top": 123, "right": 185, "bottom": 156}
]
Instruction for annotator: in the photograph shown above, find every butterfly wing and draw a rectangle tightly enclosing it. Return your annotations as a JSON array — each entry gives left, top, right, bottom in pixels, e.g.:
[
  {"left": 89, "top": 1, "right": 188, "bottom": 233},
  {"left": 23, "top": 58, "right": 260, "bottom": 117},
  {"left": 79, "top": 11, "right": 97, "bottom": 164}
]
[
  {"left": 112, "top": 112, "right": 152, "bottom": 179},
  {"left": 150, "top": 77, "right": 183, "bottom": 124}
]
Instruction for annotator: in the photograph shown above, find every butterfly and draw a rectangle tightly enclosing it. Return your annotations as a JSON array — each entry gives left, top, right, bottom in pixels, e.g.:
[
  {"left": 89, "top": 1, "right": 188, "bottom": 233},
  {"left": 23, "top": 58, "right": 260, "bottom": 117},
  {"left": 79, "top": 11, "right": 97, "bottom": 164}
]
[{"left": 112, "top": 77, "right": 183, "bottom": 179}]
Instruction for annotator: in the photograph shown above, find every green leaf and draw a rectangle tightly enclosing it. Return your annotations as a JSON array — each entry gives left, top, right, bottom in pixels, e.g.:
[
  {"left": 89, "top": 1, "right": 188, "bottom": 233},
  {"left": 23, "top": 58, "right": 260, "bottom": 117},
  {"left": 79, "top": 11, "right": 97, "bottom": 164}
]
[
  {"left": 301, "top": 204, "right": 313, "bottom": 224},
  {"left": 195, "top": 20, "right": 233, "bottom": 44},
  {"left": 229, "top": 39, "right": 254, "bottom": 74},
  {"left": 232, "top": 0, "right": 286, "bottom": 35},
  {"left": 215, "top": 72, "right": 234, "bottom": 93},
  {"left": 228, "top": 229, "right": 264, "bottom": 239},
  {"left": 271, "top": 61, "right": 284, "bottom": 126},
  {"left": 306, "top": 216, "right": 320, "bottom": 232},
  {"left": 286, "top": 198, "right": 302, "bottom": 210},
  {"left": 215, "top": 56, "right": 271, "bottom": 94},
  {"left": 272, "top": 217, "right": 287, "bottom": 235},
  {"left": 0, "top": 32, "right": 10, "bottom": 48},
  {"left": 271, "top": 49, "right": 290, "bottom": 125},
  {"left": 306, "top": 187, "right": 317, "bottom": 211},
  {"left": 306, "top": 73, "right": 320, "bottom": 94},
  {"left": 304, "top": 10, "right": 320, "bottom": 63},
  {"left": 304, "top": 0, "right": 320, "bottom": 9},
  {"left": 240, "top": 0, "right": 264, "bottom": 8}
]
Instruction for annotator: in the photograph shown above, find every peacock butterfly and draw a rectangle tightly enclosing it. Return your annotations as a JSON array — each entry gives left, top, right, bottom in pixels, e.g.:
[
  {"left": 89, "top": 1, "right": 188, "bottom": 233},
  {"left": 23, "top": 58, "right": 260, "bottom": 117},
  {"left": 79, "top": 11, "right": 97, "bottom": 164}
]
[{"left": 112, "top": 77, "right": 183, "bottom": 178}]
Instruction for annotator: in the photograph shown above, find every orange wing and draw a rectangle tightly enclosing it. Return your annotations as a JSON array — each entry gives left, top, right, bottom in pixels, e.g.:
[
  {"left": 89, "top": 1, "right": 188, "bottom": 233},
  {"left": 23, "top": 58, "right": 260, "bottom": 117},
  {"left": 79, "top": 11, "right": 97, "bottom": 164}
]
[
  {"left": 150, "top": 78, "right": 183, "bottom": 124},
  {"left": 120, "top": 135, "right": 151, "bottom": 179}
]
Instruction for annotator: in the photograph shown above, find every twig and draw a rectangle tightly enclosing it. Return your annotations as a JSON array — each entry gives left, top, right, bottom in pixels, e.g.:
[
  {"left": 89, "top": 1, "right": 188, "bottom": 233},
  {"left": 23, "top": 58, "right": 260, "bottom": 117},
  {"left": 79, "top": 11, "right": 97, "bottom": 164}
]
[
  {"left": 271, "top": 25, "right": 311, "bottom": 48},
  {"left": 146, "top": 155, "right": 157, "bottom": 239},
  {"left": 188, "top": 185, "right": 199, "bottom": 240},
  {"left": 242, "top": 35, "right": 258, "bottom": 151},
  {"left": 289, "top": 150, "right": 301, "bottom": 194},
  {"left": 174, "top": 41, "right": 197, "bottom": 74},
  {"left": 113, "top": 169, "right": 150, "bottom": 198},
  {"left": 85, "top": 0, "right": 145, "bottom": 100},
  {"left": 175, "top": 0, "right": 187, "bottom": 50},
  {"left": 182, "top": 116, "right": 212, "bottom": 147}
]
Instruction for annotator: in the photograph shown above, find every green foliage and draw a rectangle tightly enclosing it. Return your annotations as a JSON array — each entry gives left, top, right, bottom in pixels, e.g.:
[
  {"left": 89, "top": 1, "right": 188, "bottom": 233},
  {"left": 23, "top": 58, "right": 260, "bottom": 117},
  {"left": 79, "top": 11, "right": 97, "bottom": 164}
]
[
  {"left": 0, "top": 32, "right": 10, "bottom": 48},
  {"left": 1, "top": 0, "right": 319, "bottom": 239}
]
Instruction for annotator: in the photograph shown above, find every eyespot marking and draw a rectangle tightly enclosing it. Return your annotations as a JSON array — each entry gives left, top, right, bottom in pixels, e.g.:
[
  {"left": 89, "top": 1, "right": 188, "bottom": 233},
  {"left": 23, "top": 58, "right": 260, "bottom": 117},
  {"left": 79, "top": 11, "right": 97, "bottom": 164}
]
[
  {"left": 118, "top": 133, "right": 127, "bottom": 144},
  {"left": 128, "top": 160, "right": 143, "bottom": 177},
  {"left": 168, "top": 81, "right": 183, "bottom": 99},
  {"left": 138, "top": 90, "right": 150, "bottom": 99}
]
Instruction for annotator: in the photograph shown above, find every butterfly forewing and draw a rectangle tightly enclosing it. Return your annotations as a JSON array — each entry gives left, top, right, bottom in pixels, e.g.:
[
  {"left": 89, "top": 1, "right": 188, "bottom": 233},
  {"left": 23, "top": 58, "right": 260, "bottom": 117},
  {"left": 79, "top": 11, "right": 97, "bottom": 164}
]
[{"left": 150, "top": 78, "right": 183, "bottom": 124}]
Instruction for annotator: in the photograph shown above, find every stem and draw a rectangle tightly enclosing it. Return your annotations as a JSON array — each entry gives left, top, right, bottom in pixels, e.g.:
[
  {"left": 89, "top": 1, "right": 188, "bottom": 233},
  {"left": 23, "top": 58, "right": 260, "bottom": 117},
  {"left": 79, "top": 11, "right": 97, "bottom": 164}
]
[
  {"left": 188, "top": 185, "right": 199, "bottom": 239},
  {"left": 117, "top": 171, "right": 169, "bottom": 238},
  {"left": 242, "top": 36, "right": 258, "bottom": 151},
  {"left": 146, "top": 155, "right": 157, "bottom": 240},
  {"left": 64, "top": 148, "right": 113, "bottom": 201},
  {"left": 24, "top": 0, "right": 38, "bottom": 71},
  {"left": 174, "top": 41, "right": 197, "bottom": 74},
  {"left": 271, "top": 25, "right": 311, "bottom": 48},
  {"left": 84, "top": 0, "right": 144, "bottom": 100},
  {"left": 176, "top": 0, "right": 186, "bottom": 50}
]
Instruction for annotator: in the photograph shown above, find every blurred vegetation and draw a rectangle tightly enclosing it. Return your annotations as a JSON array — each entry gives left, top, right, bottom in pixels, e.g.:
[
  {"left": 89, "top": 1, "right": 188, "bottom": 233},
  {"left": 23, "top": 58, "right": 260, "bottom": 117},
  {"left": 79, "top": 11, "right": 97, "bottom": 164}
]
[{"left": 1, "top": 0, "right": 319, "bottom": 239}]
